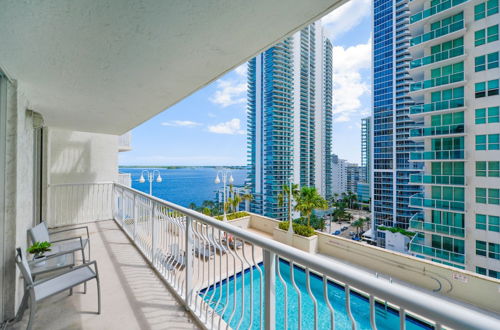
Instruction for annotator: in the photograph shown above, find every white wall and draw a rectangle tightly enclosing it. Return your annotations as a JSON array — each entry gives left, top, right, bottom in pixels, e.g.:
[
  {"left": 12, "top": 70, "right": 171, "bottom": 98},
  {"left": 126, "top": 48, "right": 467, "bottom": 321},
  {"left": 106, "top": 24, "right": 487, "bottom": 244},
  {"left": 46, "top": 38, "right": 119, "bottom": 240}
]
[{"left": 47, "top": 128, "right": 118, "bottom": 185}]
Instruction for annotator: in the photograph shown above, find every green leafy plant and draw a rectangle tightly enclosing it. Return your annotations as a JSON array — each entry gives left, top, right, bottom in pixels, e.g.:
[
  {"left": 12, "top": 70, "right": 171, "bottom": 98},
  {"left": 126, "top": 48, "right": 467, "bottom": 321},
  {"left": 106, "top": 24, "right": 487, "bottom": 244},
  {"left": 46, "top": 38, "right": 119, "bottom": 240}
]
[
  {"left": 27, "top": 241, "right": 52, "bottom": 256},
  {"left": 294, "top": 186, "right": 328, "bottom": 227},
  {"left": 278, "top": 221, "right": 316, "bottom": 237},
  {"left": 378, "top": 226, "right": 415, "bottom": 238},
  {"left": 215, "top": 211, "right": 250, "bottom": 221}
]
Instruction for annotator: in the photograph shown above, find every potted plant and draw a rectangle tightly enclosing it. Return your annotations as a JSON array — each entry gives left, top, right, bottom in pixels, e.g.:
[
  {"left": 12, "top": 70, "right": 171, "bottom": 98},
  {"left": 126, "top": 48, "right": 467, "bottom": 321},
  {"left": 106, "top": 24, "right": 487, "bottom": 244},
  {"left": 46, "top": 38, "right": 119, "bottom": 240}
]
[{"left": 27, "top": 241, "right": 52, "bottom": 264}]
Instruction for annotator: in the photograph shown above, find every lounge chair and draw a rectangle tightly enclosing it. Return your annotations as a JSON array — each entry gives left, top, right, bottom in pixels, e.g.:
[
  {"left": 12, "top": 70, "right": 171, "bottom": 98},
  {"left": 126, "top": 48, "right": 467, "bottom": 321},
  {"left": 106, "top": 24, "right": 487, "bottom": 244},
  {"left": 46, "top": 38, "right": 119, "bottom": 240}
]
[
  {"left": 28, "top": 222, "right": 90, "bottom": 262},
  {"left": 15, "top": 248, "right": 100, "bottom": 330},
  {"left": 167, "top": 244, "right": 186, "bottom": 268},
  {"left": 193, "top": 240, "right": 215, "bottom": 259}
]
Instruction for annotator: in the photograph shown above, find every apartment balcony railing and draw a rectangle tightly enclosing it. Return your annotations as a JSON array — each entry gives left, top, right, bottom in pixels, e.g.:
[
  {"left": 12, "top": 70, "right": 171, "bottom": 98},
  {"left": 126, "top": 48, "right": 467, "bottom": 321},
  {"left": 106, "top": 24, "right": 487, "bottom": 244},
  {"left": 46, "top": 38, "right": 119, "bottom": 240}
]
[
  {"left": 409, "top": 123, "right": 465, "bottom": 138},
  {"left": 409, "top": 97, "right": 464, "bottom": 116},
  {"left": 409, "top": 233, "right": 465, "bottom": 264},
  {"left": 410, "top": 0, "right": 468, "bottom": 24},
  {"left": 409, "top": 213, "right": 465, "bottom": 237},
  {"left": 409, "top": 173, "right": 465, "bottom": 185},
  {"left": 410, "top": 149, "right": 465, "bottom": 161},
  {"left": 118, "top": 132, "right": 132, "bottom": 151},
  {"left": 410, "top": 20, "right": 464, "bottom": 47},
  {"left": 44, "top": 182, "right": 500, "bottom": 329},
  {"left": 409, "top": 193, "right": 465, "bottom": 212},
  {"left": 117, "top": 172, "right": 132, "bottom": 187},
  {"left": 410, "top": 72, "right": 464, "bottom": 92},
  {"left": 409, "top": 45, "right": 464, "bottom": 69}
]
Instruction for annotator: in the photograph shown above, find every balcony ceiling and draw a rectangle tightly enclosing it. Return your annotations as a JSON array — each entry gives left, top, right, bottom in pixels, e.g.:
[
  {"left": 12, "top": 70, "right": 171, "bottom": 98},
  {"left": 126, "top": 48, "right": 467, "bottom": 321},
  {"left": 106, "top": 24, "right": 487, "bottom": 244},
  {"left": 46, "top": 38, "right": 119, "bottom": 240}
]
[{"left": 0, "top": 0, "right": 346, "bottom": 134}]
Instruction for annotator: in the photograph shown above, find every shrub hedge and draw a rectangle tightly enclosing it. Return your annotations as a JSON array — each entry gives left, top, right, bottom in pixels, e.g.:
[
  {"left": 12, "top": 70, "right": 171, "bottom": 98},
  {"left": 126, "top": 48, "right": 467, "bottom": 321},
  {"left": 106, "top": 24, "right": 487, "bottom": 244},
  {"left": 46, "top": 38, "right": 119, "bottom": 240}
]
[
  {"left": 215, "top": 211, "right": 250, "bottom": 221},
  {"left": 378, "top": 226, "right": 415, "bottom": 238},
  {"left": 278, "top": 221, "right": 316, "bottom": 237}
]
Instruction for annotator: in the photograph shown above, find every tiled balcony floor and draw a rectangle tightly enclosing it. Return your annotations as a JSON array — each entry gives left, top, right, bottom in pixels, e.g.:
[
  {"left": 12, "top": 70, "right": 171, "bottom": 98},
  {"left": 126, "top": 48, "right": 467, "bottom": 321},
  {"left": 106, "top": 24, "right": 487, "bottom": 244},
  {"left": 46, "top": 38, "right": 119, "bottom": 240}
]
[{"left": 12, "top": 220, "right": 200, "bottom": 330}]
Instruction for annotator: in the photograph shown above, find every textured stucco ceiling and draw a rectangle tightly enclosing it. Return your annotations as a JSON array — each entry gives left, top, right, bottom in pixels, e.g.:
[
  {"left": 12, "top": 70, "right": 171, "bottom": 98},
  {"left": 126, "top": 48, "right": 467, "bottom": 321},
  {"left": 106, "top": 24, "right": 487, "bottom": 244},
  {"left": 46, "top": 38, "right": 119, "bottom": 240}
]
[{"left": 0, "top": 0, "right": 346, "bottom": 134}]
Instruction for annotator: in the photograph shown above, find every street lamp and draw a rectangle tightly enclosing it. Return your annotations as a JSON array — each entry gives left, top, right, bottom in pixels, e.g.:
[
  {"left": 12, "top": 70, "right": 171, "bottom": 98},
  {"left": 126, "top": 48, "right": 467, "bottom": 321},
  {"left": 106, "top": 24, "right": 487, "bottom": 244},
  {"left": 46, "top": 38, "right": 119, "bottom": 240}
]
[
  {"left": 214, "top": 169, "right": 234, "bottom": 222},
  {"left": 139, "top": 169, "right": 162, "bottom": 195},
  {"left": 287, "top": 177, "right": 294, "bottom": 235}
]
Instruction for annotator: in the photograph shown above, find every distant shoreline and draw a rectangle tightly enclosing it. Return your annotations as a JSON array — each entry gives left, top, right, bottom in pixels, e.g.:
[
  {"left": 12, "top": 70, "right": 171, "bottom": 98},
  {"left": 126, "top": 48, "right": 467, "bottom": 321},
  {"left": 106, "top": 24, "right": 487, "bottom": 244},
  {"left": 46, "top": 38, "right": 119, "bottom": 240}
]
[{"left": 119, "top": 165, "right": 247, "bottom": 170}]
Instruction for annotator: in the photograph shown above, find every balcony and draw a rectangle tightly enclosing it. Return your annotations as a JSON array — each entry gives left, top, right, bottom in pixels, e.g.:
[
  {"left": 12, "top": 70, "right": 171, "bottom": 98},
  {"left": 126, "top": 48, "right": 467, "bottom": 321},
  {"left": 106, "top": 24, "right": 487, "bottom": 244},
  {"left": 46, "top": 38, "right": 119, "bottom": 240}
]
[
  {"left": 409, "top": 213, "right": 465, "bottom": 237},
  {"left": 409, "top": 193, "right": 465, "bottom": 212},
  {"left": 409, "top": 72, "right": 464, "bottom": 93},
  {"left": 118, "top": 132, "right": 132, "bottom": 152},
  {"left": 409, "top": 233, "right": 465, "bottom": 264},
  {"left": 410, "top": 0, "right": 468, "bottom": 25},
  {"left": 409, "top": 98, "right": 465, "bottom": 117},
  {"left": 410, "top": 20, "right": 464, "bottom": 48},
  {"left": 117, "top": 172, "right": 132, "bottom": 187},
  {"left": 409, "top": 173, "right": 465, "bottom": 185},
  {"left": 409, "top": 123, "right": 465, "bottom": 139},
  {"left": 15, "top": 182, "right": 499, "bottom": 329},
  {"left": 410, "top": 149, "right": 465, "bottom": 161},
  {"left": 409, "top": 46, "right": 464, "bottom": 70}
]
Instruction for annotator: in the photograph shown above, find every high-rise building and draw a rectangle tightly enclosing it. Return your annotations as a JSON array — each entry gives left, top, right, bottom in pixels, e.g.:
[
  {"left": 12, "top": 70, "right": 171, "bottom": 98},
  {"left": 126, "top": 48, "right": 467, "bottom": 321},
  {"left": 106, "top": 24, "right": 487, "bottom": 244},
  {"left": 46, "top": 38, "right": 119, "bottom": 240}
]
[
  {"left": 372, "top": 0, "right": 424, "bottom": 249},
  {"left": 346, "top": 162, "right": 361, "bottom": 193},
  {"left": 406, "top": 0, "right": 500, "bottom": 277},
  {"left": 247, "top": 21, "right": 333, "bottom": 219},
  {"left": 331, "top": 154, "right": 347, "bottom": 196},
  {"left": 361, "top": 116, "right": 371, "bottom": 184}
]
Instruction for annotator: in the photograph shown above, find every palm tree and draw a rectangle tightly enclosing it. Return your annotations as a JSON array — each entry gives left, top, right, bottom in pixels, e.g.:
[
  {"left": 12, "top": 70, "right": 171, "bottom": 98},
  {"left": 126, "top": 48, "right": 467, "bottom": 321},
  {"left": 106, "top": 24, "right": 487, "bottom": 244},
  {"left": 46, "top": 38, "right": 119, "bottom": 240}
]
[
  {"left": 231, "top": 193, "right": 242, "bottom": 212},
  {"left": 352, "top": 218, "right": 365, "bottom": 236},
  {"left": 188, "top": 202, "right": 197, "bottom": 210},
  {"left": 294, "top": 186, "right": 328, "bottom": 227},
  {"left": 241, "top": 191, "right": 253, "bottom": 211},
  {"left": 278, "top": 183, "right": 300, "bottom": 221}
]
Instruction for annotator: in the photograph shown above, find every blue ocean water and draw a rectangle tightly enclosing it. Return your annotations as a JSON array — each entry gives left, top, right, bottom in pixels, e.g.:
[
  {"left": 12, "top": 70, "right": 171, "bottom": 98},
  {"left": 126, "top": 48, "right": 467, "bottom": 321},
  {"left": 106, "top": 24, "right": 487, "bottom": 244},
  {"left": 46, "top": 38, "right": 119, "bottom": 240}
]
[
  {"left": 119, "top": 167, "right": 247, "bottom": 207},
  {"left": 201, "top": 260, "right": 431, "bottom": 330}
]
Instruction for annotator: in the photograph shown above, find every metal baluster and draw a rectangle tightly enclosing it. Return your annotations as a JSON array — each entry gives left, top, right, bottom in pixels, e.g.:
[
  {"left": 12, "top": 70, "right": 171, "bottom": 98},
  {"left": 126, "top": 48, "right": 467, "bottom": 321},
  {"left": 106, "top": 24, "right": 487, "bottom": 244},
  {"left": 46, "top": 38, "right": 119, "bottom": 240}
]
[
  {"left": 323, "top": 276, "right": 335, "bottom": 330},
  {"left": 345, "top": 285, "right": 356, "bottom": 330},
  {"left": 399, "top": 308, "right": 406, "bottom": 330},
  {"left": 306, "top": 268, "right": 318, "bottom": 329},
  {"left": 276, "top": 255, "right": 287, "bottom": 330},
  {"left": 369, "top": 295, "right": 377, "bottom": 330},
  {"left": 250, "top": 244, "right": 264, "bottom": 330},
  {"left": 185, "top": 216, "right": 193, "bottom": 305},
  {"left": 263, "top": 250, "right": 276, "bottom": 330},
  {"left": 290, "top": 261, "right": 302, "bottom": 330}
]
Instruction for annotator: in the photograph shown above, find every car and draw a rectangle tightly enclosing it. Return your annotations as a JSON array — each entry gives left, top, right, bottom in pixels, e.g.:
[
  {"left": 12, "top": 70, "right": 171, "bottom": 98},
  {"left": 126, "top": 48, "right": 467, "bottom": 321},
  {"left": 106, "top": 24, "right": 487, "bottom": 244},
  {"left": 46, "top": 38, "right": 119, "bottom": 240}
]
[
  {"left": 341, "top": 226, "right": 348, "bottom": 231},
  {"left": 352, "top": 236, "right": 361, "bottom": 241},
  {"left": 349, "top": 231, "right": 355, "bottom": 236},
  {"left": 333, "top": 230, "right": 341, "bottom": 235}
]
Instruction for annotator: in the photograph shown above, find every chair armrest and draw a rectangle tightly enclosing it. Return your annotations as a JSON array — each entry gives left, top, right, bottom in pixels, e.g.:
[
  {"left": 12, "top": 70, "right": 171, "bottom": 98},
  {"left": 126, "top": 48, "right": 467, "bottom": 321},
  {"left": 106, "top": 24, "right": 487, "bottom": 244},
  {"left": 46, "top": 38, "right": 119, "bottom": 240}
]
[
  {"left": 50, "top": 226, "right": 89, "bottom": 242},
  {"left": 30, "top": 249, "right": 75, "bottom": 265},
  {"left": 33, "top": 260, "right": 98, "bottom": 286},
  {"left": 51, "top": 236, "right": 84, "bottom": 245}
]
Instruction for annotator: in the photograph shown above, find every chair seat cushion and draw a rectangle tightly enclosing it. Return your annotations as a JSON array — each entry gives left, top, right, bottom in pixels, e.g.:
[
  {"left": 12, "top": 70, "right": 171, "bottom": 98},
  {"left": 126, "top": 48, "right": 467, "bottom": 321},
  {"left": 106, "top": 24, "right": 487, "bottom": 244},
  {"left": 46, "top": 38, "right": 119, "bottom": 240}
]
[{"left": 34, "top": 266, "right": 95, "bottom": 301}]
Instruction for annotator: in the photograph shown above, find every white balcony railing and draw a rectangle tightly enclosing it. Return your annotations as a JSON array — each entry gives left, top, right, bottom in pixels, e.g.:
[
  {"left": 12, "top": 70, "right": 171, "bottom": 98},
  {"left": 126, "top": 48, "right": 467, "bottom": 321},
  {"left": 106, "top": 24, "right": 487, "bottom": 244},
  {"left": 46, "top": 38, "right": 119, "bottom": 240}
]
[
  {"left": 118, "top": 132, "right": 132, "bottom": 151},
  {"left": 117, "top": 172, "right": 132, "bottom": 187},
  {"left": 47, "top": 182, "right": 500, "bottom": 329}
]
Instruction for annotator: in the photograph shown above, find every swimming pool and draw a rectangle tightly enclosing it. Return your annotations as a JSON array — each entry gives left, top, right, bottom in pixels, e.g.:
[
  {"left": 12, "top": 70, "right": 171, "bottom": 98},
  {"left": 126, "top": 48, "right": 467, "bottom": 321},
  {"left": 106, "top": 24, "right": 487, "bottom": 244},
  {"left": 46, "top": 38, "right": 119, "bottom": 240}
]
[{"left": 200, "top": 259, "right": 432, "bottom": 329}]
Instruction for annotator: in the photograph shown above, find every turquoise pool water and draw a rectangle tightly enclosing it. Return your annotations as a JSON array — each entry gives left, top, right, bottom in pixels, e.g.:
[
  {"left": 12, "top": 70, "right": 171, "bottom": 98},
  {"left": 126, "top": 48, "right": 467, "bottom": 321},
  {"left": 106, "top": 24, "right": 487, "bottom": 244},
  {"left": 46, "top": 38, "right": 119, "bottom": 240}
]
[{"left": 201, "top": 260, "right": 432, "bottom": 329}]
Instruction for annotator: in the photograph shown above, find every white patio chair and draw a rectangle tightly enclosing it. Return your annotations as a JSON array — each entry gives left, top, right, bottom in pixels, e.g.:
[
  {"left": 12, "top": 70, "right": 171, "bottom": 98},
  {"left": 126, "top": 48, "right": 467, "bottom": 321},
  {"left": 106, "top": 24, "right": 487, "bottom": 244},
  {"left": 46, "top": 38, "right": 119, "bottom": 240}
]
[
  {"left": 28, "top": 221, "right": 90, "bottom": 262},
  {"left": 15, "top": 248, "right": 101, "bottom": 330}
]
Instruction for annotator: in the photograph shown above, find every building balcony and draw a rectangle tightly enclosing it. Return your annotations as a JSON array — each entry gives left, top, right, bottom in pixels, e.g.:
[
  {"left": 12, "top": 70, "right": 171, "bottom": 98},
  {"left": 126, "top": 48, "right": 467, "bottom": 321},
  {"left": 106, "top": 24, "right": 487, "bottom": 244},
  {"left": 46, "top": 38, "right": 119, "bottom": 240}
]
[
  {"left": 409, "top": 46, "right": 464, "bottom": 71},
  {"left": 117, "top": 172, "right": 132, "bottom": 187},
  {"left": 409, "top": 72, "right": 464, "bottom": 94},
  {"left": 409, "top": 123, "right": 465, "bottom": 139},
  {"left": 409, "top": 213, "right": 465, "bottom": 237},
  {"left": 409, "top": 21, "right": 464, "bottom": 49},
  {"left": 409, "top": 0, "right": 468, "bottom": 26},
  {"left": 409, "top": 173, "right": 465, "bottom": 186},
  {"left": 409, "top": 98, "right": 465, "bottom": 118},
  {"left": 409, "top": 233, "right": 465, "bottom": 264},
  {"left": 410, "top": 149, "right": 465, "bottom": 161},
  {"left": 409, "top": 193, "right": 465, "bottom": 212},
  {"left": 118, "top": 132, "right": 132, "bottom": 152},
  {"left": 18, "top": 182, "right": 499, "bottom": 329}
]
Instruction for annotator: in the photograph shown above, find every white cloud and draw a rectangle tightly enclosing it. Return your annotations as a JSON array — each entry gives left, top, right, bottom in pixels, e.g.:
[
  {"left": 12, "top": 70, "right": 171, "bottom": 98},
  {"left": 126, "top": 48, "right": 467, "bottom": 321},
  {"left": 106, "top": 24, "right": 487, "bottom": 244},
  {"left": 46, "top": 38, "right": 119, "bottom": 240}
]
[
  {"left": 234, "top": 63, "right": 247, "bottom": 77},
  {"left": 161, "top": 120, "right": 202, "bottom": 127},
  {"left": 332, "top": 39, "right": 371, "bottom": 123},
  {"left": 207, "top": 118, "right": 245, "bottom": 135},
  {"left": 322, "top": 0, "right": 370, "bottom": 41},
  {"left": 209, "top": 79, "right": 247, "bottom": 107}
]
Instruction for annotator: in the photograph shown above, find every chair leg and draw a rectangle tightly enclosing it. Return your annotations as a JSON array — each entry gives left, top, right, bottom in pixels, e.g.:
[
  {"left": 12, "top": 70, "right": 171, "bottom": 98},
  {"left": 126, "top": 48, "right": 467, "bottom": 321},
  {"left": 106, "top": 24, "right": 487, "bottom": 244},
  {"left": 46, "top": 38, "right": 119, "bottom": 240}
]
[
  {"left": 27, "top": 294, "right": 36, "bottom": 330},
  {"left": 82, "top": 249, "right": 87, "bottom": 294},
  {"left": 96, "top": 277, "right": 101, "bottom": 314}
]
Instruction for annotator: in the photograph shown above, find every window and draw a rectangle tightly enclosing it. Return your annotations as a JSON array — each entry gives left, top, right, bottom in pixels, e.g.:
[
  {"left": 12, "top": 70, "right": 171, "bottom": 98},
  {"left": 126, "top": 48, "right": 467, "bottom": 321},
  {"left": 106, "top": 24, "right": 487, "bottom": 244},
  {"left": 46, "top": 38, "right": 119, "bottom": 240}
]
[
  {"left": 476, "top": 266, "right": 487, "bottom": 275},
  {"left": 476, "top": 266, "right": 500, "bottom": 279},
  {"left": 475, "top": 0, "right": 499, "bottom": 20},
  {"left": 476, "top": 134, "right": 500, "bottom": 150},
  {"left": 488, "top": 242, "right": 500, "bottom": 260},
  {"left": 475, "top": 52, "right": 499, "bottom": 72},
  {"left": 476, "top": 240, "right": 487, "bottom": 256},
  {"left": 475, "top": 79, "right": 499, "bottom": 98},
  {"left": 475, "top": 25, "right": 499, "bottom": 46},
  {"left": 475, "top": 106, "right": 500, "bottom": 124},
  {"left": 476, "top": 188, "right": 500, "bottom": 204},
  {"left": 477, "top": 161, "right": 500, "bottom": 177},
  {"left": 476, "top": 214, "right": 500, "bottom": 232}
]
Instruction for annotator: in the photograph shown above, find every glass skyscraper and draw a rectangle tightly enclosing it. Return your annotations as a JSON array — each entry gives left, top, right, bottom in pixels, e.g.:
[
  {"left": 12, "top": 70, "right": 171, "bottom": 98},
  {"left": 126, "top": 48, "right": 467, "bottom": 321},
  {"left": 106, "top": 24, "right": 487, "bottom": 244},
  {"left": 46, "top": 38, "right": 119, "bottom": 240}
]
[
  {"left": 247, "top": 21, "right": 333, "bottom": 220},
  {"left": 372, "top": 0, "right": 424, "bottom": 248}
]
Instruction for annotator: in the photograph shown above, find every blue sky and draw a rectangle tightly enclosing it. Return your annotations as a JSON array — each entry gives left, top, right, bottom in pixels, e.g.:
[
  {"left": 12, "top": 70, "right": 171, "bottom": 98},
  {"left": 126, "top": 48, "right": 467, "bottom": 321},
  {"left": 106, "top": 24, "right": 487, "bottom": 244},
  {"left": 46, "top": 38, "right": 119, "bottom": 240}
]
[{"left": 119, "top": 0, "right": 371, "bottom": 166}]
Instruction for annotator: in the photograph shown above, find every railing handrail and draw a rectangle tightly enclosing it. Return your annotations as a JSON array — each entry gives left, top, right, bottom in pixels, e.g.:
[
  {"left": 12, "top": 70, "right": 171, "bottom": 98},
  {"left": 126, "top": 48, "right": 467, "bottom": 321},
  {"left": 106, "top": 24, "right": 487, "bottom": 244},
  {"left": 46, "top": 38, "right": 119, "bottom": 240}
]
[{"left": 114, "top": 182, "right": 500, "bottom": 329}]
